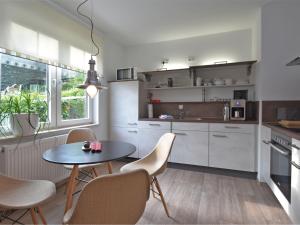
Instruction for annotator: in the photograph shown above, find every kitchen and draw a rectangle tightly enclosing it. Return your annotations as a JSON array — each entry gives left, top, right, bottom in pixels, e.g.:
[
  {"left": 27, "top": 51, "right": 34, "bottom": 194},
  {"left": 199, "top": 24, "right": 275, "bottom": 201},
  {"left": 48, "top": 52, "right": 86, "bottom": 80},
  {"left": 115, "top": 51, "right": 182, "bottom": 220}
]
[
  {"left": 107, "top": 0, "right": 300, "bottom": 223},
  {"left": 0, "top": 0, "right": 299, "bottom": 224}
]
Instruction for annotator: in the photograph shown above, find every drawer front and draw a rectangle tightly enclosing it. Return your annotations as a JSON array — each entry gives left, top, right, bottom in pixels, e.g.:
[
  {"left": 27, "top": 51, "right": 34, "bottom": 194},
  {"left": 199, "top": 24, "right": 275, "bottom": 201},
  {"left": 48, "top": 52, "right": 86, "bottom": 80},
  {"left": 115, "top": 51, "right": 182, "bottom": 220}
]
[
  {"left": 172, "top": 122, "right": 208, "bottom": 131},
  {"left": 170, "top": 130, "right": 209, "bottom": 166},
  {"left": 138, "top": 121, "right": 171, "bottom": 130},
  {"left": 209, "top": 132, "right": 255, "bottom": 172},
  {"left": 209, "top": 123, "right": 255, "bottom": 134}
]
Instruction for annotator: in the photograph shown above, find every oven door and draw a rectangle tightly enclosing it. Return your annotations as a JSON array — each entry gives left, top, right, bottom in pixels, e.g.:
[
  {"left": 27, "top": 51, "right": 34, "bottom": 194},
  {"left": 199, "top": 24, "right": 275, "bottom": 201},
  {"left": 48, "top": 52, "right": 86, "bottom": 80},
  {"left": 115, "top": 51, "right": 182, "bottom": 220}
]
[{"left": 270, "top": 141, "right": 291, "bottom": 202}]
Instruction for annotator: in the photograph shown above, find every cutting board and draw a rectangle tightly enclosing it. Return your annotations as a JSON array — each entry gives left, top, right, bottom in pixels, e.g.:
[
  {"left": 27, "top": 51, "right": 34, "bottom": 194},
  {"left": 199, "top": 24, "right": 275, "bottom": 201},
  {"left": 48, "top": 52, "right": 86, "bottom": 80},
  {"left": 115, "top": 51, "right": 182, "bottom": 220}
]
[{"left": 279, "top": 120, "right": 300, "bottom": 129}]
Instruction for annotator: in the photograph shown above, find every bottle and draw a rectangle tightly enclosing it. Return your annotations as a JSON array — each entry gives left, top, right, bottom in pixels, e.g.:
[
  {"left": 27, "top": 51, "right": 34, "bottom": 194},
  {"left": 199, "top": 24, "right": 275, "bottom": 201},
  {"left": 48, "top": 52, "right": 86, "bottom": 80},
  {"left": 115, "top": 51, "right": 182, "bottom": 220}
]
[
  {"left": 223, "top": 103, "right": 230, "bottom": 121},
  {"left": 148, "top": 104, "right": 153, "bottom": 118}
]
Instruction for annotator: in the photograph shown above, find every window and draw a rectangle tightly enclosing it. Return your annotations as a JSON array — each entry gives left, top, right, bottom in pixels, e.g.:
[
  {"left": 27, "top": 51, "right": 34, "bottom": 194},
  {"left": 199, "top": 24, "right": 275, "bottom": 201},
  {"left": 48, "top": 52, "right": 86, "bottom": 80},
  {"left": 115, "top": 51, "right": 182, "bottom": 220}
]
[
  {"left": 56, "top": 68, "right": 92, "bottom": 127},
  {"left": 0, "top": 52, "right": 93, "bottom": 134}
]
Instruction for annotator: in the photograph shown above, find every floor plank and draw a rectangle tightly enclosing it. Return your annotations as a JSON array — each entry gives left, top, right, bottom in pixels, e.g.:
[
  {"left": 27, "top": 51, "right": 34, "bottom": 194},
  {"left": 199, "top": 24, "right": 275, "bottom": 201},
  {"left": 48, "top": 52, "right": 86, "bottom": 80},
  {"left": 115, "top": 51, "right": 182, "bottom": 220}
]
[{"left": 0, "top": 161, "right": 292, "bottom": 225}]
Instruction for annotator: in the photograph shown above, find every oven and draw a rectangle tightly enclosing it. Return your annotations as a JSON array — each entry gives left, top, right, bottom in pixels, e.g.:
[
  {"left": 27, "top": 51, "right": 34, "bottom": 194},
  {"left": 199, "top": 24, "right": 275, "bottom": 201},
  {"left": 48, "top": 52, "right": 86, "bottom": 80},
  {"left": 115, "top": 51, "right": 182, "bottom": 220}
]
[{"left": 270, "top": 131, "right": 292, "bottom": 202}]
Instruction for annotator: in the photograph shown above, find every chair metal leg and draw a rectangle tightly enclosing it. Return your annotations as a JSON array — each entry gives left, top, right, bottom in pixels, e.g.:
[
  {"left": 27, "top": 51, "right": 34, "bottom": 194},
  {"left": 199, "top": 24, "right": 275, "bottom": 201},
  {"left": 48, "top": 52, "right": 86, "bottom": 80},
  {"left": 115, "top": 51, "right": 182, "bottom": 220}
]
[
  {"left": 37, "top": 207, "right": 47, "bottom": 225},
  {"left": 30, "top": 208, "right": 38, "bottom": 225},
  {"left": 153, "top": 176, "right": 170, "bottom": 217},
  {"left": 151, "top": 182, "right": 156, "bottom": 198}
]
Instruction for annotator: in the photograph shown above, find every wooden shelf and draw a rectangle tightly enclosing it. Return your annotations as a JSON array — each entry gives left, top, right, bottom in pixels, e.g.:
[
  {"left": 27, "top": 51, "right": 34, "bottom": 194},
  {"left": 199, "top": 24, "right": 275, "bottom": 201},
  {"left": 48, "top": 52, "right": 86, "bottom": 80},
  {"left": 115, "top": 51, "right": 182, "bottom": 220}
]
[
  {"left": 139, "top": 68, "right": 189, "bottom": 75},
  {"left": 139, "top": 60, "right": 257, "bottom": 74},
  {"left": 190, "top": 60, "right": 257, "bottom": 69},
  {"left": 146, "top": 84, "right": 255, "bottom": 90}
]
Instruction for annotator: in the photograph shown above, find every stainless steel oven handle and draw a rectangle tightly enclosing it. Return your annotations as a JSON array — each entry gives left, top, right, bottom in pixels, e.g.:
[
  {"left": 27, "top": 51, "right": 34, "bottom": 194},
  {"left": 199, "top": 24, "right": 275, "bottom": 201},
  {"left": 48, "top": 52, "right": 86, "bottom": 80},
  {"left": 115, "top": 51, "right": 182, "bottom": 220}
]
[
  {"left": 291, "top": 144, "right": 300, "bottom": 150},
  {"left": 291, "top": 161, "right": 300, "bottom": 169},
  {"left": 270, "top": 143, "right": 290, "bottom": 156}
]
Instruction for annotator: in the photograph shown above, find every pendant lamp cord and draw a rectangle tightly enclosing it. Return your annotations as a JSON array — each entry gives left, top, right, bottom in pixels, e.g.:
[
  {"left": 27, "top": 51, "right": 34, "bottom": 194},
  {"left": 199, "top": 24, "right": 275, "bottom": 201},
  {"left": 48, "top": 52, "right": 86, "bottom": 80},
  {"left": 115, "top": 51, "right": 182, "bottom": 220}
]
[{"left": 77, "top": 0, "right": 100, "bottom": 57}]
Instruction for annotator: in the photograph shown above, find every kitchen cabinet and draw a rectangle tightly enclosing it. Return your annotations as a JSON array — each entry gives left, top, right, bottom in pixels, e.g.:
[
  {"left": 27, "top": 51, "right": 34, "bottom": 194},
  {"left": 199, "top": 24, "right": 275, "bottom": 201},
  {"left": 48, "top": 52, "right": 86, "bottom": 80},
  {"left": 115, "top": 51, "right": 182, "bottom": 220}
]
[
  {"left": 291, "top": 138, "right": 300, "bottom": 224},
  {"left": 109, "top": 81, "right": 145, "bottom": 157},
  {"left": 260, "top": 125, "right": 271, "bottom": 183},
  {"left": 109, "top": 81, "right": 140, "bottom": 127},
  {"left": 209, "top": 124, "right": 256, "bottom": 172},
  {"left": 110, "top": 127, "right": 139, "bottom": 158},
  {"left": 138, "top": 121, "right": 171, "bottom": 158},
  {"left": 170, "top": 122, "right": 209, "bottom": 166}
]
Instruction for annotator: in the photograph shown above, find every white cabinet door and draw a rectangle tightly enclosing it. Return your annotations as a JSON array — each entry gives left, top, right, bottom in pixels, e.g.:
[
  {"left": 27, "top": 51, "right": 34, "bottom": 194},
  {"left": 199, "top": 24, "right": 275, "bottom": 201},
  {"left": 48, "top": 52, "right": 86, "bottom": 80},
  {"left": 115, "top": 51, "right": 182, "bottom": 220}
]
[
  {"left": 209, "top": 132, "right": 255, "bottom": 171},
  {"left": 170, "top": 130, "right": 208, "bottom": 166},
  {"left": 291, "top": 138, "right": 300, "bottom": 224},
  {"left": 260, "top": 125, "right": 271, "bottom": 183},
  {"left": 109, "top": 81, "right": 139, "bottom": 127},
  {"left": 138, "top": 128, "right": 169, "bottom": 158},
  {"left": 110, "top": 127, "right": 139, "bottom": 158}
]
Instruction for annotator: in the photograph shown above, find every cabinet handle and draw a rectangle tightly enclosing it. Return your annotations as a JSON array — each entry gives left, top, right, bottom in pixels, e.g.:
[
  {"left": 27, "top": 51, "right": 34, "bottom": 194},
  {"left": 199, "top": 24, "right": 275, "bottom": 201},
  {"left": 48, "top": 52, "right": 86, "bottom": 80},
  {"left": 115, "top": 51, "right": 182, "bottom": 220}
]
[
  {"left": 128, "top": 123, "right": 138, "bottom": 126},
  {"left": 291, "top": 161, "right": 300, "bottom": 169},
  {"left": 149, "top": 124, "right": 160, "bottom": 126},
  {"left": 213, "top": 134, "right": 228, "bottom": 138},
  {"left": 263, "top": 140, "right": 270, "bottom": 145},
  {"left": 291, "top": 144, "right": 300, "bottom": 150},
  {"left": 128, "top": 130, "right": 138, "bottom": 133},
  {"left": 225, "top": 126, "right": 240, "bottom": 129},
  {"left": 174, "top": 132, "right": 187, "bottom": 135}
]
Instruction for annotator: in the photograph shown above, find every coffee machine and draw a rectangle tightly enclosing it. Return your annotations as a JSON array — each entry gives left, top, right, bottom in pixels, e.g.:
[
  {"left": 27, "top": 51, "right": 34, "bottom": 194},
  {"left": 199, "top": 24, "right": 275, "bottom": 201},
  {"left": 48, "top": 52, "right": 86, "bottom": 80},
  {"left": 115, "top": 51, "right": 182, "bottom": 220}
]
[{"left": 230, "top": 99, "right": 246, "bottom": 120}]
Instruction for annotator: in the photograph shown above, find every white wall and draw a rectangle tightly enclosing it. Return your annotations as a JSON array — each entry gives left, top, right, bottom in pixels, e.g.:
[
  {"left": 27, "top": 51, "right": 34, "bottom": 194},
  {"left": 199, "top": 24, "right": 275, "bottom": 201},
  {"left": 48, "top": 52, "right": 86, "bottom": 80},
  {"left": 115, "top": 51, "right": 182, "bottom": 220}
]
[
  {"left": 257, "top": 0, "right": 300, "bottom": 100},
  {"left": 124, "top": 29, "right": 254, "bottom": 71},
  {"left": 0, "top": 0, "right": 126, "bottom": 139},
  {"left": 100, "top": 35, "right": 125, "bottom": 139}
]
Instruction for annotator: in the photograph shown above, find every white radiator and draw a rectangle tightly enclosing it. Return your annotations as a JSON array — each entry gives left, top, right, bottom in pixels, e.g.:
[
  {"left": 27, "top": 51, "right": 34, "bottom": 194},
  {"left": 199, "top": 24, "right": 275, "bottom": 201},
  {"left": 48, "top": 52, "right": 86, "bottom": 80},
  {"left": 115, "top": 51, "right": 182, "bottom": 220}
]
[{"left": 0, "top": 135, "right": 70, "bottom": 183}]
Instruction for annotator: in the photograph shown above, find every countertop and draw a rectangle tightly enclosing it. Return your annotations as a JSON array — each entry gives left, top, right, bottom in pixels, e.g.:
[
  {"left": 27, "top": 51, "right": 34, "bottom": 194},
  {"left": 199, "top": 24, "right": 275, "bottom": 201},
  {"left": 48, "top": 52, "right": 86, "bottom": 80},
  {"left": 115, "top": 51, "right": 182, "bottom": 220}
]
[
  {"left": 263, "top": 123, "right": 300, "bottom": 140},
  {"left": 139, "top": 118, "right": 258, "bottom": 124}
]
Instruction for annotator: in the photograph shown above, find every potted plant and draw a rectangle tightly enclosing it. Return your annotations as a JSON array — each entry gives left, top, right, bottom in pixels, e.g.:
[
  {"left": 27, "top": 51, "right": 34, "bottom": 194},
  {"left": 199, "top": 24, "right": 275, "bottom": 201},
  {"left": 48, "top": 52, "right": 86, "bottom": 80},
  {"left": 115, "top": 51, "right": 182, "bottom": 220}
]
[{"left": 0, "top": 92, "right": 48, "bottom": 137}]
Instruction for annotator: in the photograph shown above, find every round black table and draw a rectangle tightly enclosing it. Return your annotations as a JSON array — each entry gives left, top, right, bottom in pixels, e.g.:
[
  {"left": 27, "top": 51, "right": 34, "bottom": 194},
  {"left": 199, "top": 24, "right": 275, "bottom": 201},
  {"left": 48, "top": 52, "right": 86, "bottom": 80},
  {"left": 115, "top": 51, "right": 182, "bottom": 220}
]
[{"left": 42, "top": 141, "right": 136, "bottom": 212}]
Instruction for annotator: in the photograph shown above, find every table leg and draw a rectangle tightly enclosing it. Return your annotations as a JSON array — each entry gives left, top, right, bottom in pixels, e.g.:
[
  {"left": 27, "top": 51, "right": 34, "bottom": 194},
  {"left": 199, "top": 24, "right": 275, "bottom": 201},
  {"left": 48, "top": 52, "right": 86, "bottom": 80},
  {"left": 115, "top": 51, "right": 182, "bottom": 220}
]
[
  {"left": 107, "top": 162, "right": 113, "bottom": 174},
  {"left": 64, "top": 165, "right": 79, "bottom": 213}
]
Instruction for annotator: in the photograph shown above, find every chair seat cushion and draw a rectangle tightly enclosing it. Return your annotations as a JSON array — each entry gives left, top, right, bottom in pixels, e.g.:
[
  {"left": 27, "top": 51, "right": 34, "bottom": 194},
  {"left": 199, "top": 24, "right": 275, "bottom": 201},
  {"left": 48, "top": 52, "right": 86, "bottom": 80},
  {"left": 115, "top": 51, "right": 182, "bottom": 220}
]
[{"left": 0, "top": 176, "right": 56, "bottom": 209}]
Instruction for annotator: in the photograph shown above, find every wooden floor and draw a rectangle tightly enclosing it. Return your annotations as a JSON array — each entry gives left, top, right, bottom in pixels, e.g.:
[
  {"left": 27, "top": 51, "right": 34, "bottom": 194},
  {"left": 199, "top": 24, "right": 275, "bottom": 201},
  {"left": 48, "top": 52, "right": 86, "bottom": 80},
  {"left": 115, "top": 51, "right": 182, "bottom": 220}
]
[{"left": 0, "top": 161, "right": 292, "bottom": 225}]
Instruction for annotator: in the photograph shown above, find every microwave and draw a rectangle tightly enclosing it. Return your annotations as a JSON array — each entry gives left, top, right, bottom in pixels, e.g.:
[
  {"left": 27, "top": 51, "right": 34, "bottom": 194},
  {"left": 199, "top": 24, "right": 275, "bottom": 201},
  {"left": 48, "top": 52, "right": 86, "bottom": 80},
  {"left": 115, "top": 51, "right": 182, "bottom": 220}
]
[{"left": 116, "top": 67, "right": 137, "bottom": 81}]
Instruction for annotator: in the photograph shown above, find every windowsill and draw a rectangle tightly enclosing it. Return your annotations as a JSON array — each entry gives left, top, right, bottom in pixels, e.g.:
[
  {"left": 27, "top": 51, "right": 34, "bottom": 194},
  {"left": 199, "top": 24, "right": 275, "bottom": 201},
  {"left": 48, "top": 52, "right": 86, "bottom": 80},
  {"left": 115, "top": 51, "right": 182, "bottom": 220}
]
[{"left": 0, "top": 123, "right": 100, "bottom": 145}]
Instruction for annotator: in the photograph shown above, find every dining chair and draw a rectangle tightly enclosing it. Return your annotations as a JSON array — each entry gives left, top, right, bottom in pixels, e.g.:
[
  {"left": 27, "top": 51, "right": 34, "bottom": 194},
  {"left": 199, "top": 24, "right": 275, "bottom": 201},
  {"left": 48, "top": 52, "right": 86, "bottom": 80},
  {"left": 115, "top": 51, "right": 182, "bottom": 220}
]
[
  {"left": 63, "top": 169, "right": 150, "bottom": 225},
  {"left": 64, "top": 128, "right": 113, "bottom": 178},
  {"left": 120, "top": 133, "right": 176, "bottom": 217},
  {"left": 0, "top": 174, "right": 56, "bottom": 225}
]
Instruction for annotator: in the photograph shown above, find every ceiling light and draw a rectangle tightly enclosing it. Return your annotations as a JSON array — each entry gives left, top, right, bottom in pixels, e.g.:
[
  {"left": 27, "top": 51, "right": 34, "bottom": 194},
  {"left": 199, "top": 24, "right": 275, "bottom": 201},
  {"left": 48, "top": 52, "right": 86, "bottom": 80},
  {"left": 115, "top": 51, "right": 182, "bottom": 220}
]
[{"left": 76, "top": 0, "right": 107, "bottom": 98}]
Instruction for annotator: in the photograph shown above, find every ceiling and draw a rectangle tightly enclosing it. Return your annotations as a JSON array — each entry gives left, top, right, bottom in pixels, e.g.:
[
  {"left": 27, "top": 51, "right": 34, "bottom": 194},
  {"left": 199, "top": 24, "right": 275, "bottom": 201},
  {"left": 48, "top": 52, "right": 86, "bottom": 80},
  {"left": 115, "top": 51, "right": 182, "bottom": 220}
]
[{"left": 48, "top": 0, "right": 271, "bottom": 46}]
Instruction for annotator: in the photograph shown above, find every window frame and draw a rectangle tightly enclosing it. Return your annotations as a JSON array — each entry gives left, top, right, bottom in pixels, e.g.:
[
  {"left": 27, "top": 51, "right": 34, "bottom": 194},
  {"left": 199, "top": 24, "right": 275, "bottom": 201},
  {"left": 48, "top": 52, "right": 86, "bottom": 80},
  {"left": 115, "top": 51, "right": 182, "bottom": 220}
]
[
  {"left": 52, "top": 66, "right": 93, "bottom": 128},
  {"left": 0, "top": 52, "right": 95, "bottom": 135}
]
